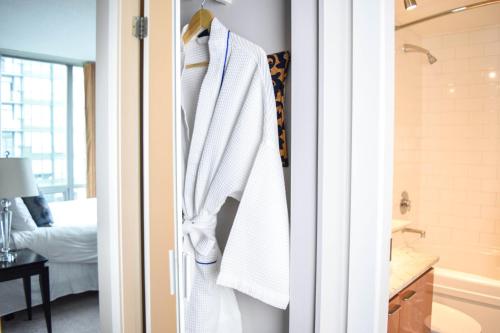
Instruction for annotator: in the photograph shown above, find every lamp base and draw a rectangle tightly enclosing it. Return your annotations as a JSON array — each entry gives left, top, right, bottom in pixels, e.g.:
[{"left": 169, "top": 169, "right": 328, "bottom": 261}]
[
  {"left": 0, "top": 251, "right": 17, "bottom": 263},
  {"left": 1, "top": 199, "right": 13, "bottom": 263}
]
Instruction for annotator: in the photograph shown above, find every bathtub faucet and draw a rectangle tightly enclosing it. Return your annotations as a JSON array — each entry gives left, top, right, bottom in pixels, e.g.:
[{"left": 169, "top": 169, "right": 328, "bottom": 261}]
[{"left": 402, "top": 227, "right": 426, "bottom": 238}]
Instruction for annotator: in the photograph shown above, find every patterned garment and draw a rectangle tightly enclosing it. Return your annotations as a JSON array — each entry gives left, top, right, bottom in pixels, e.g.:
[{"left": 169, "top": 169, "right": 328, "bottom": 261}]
[{"left": 267, "top": 51, "right": 290, "bottom": 167}]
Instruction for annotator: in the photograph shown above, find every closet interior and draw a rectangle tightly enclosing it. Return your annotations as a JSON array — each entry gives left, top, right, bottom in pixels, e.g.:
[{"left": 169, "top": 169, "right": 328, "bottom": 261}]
[{"left": 176, "top": 0, "right": 293, "bottom": 332}]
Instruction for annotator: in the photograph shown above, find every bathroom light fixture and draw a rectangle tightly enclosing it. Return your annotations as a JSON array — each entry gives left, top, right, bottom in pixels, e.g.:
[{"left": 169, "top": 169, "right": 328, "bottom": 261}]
[
  {"left": 397, "top": 0, "right": 500, "bottom": 30},
  {"left": 404, "top": 0, "right": 417, "bottom": 10}
]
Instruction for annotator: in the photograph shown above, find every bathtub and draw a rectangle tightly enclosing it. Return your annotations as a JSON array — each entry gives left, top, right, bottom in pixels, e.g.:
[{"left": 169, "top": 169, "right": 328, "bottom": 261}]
[{"left": 413, "top": 243, "right": 500, "bottom": 333}]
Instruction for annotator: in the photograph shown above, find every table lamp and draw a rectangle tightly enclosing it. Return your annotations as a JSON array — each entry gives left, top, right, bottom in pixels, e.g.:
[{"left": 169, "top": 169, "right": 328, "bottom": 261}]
[{"left": 0, "top": 157, "right": 38, "bottom": 262}]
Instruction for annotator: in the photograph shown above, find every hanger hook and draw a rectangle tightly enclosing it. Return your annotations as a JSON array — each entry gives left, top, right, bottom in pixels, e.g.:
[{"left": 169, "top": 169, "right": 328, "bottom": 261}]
[
  {"left": 201, "top": 0, "right": 207, "bottom": 9},
  {"left": 4, "top": 151, "right": 10, "bottom": 158}
]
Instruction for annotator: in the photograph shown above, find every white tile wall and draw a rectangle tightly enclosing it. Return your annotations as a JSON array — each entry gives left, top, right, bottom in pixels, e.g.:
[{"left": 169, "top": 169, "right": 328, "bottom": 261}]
[
  {"left": 394, "top": 24, "right": 500, "bottom": 248},
  {"left": 393, "top": 29, "right": 423, "bottom": 227}
]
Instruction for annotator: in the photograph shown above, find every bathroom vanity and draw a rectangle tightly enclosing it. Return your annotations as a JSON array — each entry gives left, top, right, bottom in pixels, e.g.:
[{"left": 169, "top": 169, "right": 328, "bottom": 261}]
[
  {"left": 389, "top": 268, "right": 434, "bottom": 333},
  {"left": 388, "top": 243, "right": 439, "bottom": 332}
]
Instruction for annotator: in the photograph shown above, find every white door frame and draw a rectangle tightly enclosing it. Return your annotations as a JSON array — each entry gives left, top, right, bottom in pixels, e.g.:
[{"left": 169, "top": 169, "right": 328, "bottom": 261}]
[
  {"left": 96, "top": 0, "right": 122, "bottom": 330},
  {"left": 96, "top": 0, "right": 143, "bottom": 332},
  {"left": 315, "top": 0, "right": 394, "bottom": 332},
  {"left": 348, "top": 0, "right": 394, "bottom": 331},
  {"left": 315, "top": 0, "right": 352, "bottom": 331},
  {"left": 289, "top": 1, "right": 319, "bottom": 331}
]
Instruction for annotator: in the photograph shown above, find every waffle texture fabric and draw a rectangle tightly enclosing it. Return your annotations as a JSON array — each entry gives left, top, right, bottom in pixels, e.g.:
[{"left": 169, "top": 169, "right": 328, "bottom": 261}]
[{"left": 181, "top": 18, "right": 290, "bottom": 333}]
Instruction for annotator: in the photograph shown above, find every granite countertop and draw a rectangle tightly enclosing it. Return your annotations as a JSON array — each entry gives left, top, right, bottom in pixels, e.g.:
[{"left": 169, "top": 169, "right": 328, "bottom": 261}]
[{"left": 389, "top": 248, "right": 439, "bottom": 298}]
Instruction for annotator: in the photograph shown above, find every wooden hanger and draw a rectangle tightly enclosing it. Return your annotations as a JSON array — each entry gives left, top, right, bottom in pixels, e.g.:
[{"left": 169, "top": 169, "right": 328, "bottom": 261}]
[{"left": 182, "top": 0, "right": 214, "bottom": 45}]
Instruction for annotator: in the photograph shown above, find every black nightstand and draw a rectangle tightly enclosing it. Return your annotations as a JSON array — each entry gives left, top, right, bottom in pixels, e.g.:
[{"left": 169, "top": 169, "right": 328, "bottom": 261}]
[{"left": 0, "top": 249, "right": 52, "bottom": 333}]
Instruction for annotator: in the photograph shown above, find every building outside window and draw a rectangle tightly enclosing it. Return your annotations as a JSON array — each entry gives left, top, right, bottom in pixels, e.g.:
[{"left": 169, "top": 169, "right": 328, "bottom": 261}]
[{"left": 0, "top": 55, "right": 87, "bottom": 201}]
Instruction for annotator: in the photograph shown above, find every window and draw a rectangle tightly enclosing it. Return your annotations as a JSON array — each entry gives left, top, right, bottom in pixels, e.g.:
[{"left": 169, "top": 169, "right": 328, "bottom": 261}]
[{"left": 0, "top": 55, "right": 87, "bottom": 202}]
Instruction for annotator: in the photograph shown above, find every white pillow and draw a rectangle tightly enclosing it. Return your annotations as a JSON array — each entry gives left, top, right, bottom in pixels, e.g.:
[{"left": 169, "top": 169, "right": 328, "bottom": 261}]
[{"left": 10, "top": 197, "right": 37, "bottom": 232}]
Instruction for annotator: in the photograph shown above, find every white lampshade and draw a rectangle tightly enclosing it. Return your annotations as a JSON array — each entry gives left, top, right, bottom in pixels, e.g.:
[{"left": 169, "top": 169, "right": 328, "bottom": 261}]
[{"left": 0, "top": 158, "right": 39, "bottom": 198}]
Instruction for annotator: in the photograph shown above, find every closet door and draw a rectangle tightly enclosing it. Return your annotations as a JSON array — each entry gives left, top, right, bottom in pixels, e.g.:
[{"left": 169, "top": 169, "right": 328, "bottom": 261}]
[{"left": 143, "top": 0, "right": 178, "bottom": 331}]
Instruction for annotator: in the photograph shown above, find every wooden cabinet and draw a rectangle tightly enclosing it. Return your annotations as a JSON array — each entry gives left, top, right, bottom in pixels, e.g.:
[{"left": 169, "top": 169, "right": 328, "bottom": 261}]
[
  {"left": 388, "top": 297, "right": 401, "bottom": 333},
  {"left": 388, "top": 269, "right": 434, "bottom": 333}
]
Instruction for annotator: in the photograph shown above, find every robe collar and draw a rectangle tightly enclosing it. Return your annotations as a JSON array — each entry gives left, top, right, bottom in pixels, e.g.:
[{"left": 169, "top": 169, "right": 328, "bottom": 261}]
[
  {"left": 207, "top": 18, "right": 229, "bottom": 51},
  {"left": 181, "top": 17, "right": 229, "bottom": 53},
  {"left": 182, "top": 18, "right": 232, "bottom": 217}
]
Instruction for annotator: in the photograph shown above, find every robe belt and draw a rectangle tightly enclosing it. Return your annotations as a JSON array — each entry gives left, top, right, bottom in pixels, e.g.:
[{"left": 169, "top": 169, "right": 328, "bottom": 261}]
[
  {"left": 182, "top": 214, "right": 217, "bottom": 257},
  {"left": 182, "top": 214, "right": 218, "bottom": 300}
]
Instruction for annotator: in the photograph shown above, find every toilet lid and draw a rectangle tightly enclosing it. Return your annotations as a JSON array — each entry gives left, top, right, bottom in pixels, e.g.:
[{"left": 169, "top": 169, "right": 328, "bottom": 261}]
[{"left": 425, "top": 302, "right": 481, "bottom": 333}]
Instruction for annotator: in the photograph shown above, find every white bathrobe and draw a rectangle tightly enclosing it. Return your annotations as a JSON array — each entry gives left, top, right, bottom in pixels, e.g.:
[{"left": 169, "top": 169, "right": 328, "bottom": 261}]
[{"left": 181, "top": 18, "right": 289, "bottom": 333}]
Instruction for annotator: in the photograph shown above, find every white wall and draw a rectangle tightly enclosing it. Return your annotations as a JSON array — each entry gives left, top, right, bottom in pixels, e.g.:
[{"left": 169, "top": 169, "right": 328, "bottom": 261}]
[
  {"left": 181, "top": 1, "right": 289, "bottom": 54},
  {"left": 418, "top": 25, "right": 500, "bottom": 247},
  {"left": 392, "top": 29, "right": 423, "bottom": 228},
  {"left": 393, "top": 24, "right": 500, "bottom": 250},
  {"left": 0, "top": 0, "right": 96, "bottom": 62}
]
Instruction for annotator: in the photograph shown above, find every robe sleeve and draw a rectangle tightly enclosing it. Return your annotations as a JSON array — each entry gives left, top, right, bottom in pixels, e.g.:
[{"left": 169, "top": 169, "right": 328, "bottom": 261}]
[{"left": 216, "top": 51, "right": 290, "bottom": 309}]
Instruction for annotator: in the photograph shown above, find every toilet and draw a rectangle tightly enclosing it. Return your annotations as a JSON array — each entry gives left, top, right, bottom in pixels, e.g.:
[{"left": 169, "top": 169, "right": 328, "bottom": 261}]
[{"left": 425, "top": 302, "right": 482, "bottom": 333}]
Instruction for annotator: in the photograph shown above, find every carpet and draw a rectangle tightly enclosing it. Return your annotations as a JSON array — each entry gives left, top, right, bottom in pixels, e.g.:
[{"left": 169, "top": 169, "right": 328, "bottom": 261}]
[{"left": 2, "top": 292, "right": 99, "bottom": 333}]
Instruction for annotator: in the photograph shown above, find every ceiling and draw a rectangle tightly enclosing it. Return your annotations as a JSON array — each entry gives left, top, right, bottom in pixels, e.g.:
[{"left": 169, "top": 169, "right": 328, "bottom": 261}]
[{"left": 396, "top": 0, "right": 500, "bottom": 36}]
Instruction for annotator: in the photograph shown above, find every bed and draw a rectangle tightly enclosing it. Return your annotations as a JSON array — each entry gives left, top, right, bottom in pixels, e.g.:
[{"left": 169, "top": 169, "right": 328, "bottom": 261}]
[{"left": 0, "top": 198, "right": 98, "bottom": 316}]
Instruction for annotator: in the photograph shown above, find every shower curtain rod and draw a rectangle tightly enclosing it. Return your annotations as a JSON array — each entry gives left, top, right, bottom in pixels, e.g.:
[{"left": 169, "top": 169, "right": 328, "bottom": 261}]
[{"left": 396, "top": 0, "right": 500, "bottom": 30}]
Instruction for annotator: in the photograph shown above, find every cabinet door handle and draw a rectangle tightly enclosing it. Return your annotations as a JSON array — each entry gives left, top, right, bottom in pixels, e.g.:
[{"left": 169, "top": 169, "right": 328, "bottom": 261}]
[
  {"left": 388, "top": 304, "right": 401, "bottom": 316},
  {"left": 402, "top": 290, "right": 416, "bottom": 301}
]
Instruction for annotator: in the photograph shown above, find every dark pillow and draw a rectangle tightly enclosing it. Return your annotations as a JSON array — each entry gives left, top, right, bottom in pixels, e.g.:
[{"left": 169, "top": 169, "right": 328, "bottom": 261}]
[
  {"left": 267, "top": 51, "right": 291, "bottom": 167},
  {"left": 22, "top": 192, "right": 53, "bottom": 227}
]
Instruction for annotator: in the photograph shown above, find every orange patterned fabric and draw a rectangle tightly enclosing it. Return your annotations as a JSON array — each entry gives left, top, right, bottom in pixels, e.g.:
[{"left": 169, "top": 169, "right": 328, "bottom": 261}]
[{"left": 267, "top": 51, "right": 290, "bottom": 167}]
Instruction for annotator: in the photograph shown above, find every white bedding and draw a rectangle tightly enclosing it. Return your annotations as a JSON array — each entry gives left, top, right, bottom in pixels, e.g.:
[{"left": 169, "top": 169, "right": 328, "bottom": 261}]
[
  {"left": 11, "top": 198, "right": 98, "bottom": 264},
  {"left": 0, "top": 198, "right": 99, "bottom": 315},
  {"left": 12, "top": 225, "right": 97, "bottom": 264}
]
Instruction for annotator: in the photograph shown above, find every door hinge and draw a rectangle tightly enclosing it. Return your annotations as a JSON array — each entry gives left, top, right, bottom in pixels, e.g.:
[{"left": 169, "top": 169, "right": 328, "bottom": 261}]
[{"left": 133, "top": 16, "right": 148, "bottom": 39}]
